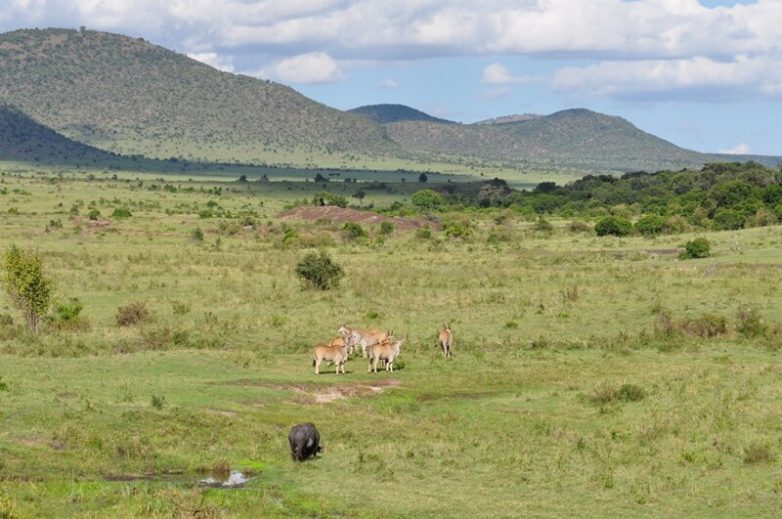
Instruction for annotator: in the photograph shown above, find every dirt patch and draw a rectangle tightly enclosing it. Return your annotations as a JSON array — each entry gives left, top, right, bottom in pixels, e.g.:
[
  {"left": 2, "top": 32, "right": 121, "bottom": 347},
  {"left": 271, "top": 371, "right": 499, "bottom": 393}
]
[
  {"left": 227, "top": 378, "right": 400, "bottom": 404},
  {"left": 279, "top": 206, "right": 439, "bottom": 231}
]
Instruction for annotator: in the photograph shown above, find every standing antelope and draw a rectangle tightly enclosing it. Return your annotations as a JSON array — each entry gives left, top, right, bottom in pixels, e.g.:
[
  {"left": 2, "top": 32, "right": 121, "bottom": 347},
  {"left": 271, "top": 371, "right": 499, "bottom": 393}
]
[
  {"left": 312, "top": 341, "right": 350, "bottom": 375},
  {"left": 338, "top": 325, "right": 389, "bottom": 358},
  {"left": 438, "top": 323, "right": 453, "bottom": 358},
  {"left": 368, "top": 337, "right": 404, "bottom": 373}
]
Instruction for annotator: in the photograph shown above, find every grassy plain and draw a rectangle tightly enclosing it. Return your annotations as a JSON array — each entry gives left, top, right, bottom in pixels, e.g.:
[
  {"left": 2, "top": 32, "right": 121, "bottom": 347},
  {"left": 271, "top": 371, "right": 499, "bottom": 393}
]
[{"left": 1, "top": 170, "right": 782, "bottom": 517}]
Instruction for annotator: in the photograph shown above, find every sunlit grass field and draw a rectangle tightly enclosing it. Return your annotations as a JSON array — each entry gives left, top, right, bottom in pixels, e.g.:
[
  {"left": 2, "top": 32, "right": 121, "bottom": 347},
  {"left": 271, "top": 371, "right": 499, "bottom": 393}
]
[{"left": 1, "top": 170, "right": 781, "bottom": 517}]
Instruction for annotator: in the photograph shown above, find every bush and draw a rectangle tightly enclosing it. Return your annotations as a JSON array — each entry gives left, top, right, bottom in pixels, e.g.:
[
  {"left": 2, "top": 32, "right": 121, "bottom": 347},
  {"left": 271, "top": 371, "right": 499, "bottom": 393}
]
[
  {"left": 744, "top": 442, "right": 774, "bottom": 464},
  {"left": 737, "top": 307, "right": 767, "bottom": 338},
  {"left": 443, "top": 221, "right": 473, "bottom": 240},
  {"left": 595, "top": 216, "right": 632, "bottom": 236},
  {"left": 87, "top": 208, "right": 101, "bottom": 221},
  {"left": 568, "top": 220, "right": 592, "bottom": 233},
  {"left": 191, "top": 227, "right": 204, "bottom": 241},
  {"left": 295, "top": 251, "right": 344, "bottom": 290},
  {"left": 415, "top": 225, "right": 432, "bottom": 240},
  {"left": 411, "top": 189, "right": 444, "bottom": 211},
  {"left": 679, "top": 238, "right": 710, "bottom": 259},
  {"left": 342, "top": 222, "right": 367, "bottom": 241},
  {"left": 1, "top": 245, "right": 53, "bottom": 333},
  {"left": 379, "top": 221, "right": 395, "bottom": 236},
  {"left": 533, "top": 217, "right": 554, "bottom": 232},
  {"left": 55, "top": 298, "right": 83, "bottom": 321},
  {"left": 111, "top": 207, "right": 132, "bottom": 218},
  {"left": 634, "top": 215, "right": 666, "bottom": 236},
  {"left": 116, "top": 301, "right": 151, "bottom": 326}
]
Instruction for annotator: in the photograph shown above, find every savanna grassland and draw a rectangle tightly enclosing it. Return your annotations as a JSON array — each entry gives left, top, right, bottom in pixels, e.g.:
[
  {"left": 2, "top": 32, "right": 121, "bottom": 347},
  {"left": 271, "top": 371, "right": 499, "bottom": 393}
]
[{"left": 1, "top": 170, "right": 782, "bottom": 518}]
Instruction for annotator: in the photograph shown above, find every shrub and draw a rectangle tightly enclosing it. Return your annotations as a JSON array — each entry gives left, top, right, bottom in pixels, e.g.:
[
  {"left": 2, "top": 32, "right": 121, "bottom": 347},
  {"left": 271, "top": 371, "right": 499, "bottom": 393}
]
[
  {"left": 1, "top": 245, "right": 53, "bottom": 333},
  {"left": 679, "top": 238, "right": 710, "bottom": 259},
  {"left": 634, "top": 215, "right": 666, "bottom": 236},
  {"left": 443, "top": 221, "right": 473, "bottom": 240},
  {"left": 87, "top": 208, "right": 101, "bottom": 221},
  {"left": 295, "top": 251, "right": 344, "bottom": 290},
  {"left": 533, "top": 217, "right": 554, "bottom": 232},
  {"left": 595, "top": 216, "right": 632, "bottom": 236},
  {"left": 191, "top": 227, "right": 204, "bottom": 241},
  {"left": 379, "top": 221, "right": 395, "bottom": 236},
  {"left": 415, "top": 225, "right": 432, "bottom": 240},
  {"left": 737, "top": 307, "right": 766, "bottom": 338},
  {"left": 342, "top": 222, "right": 367, "bottom": 241},
  {"left": 111, "top": 207, "right": 132, "bottom": 218},
  {"left": 411, "top": 189, "right": 444, "bottom": 211},
  {"left": 0, "top": 376, "right": 7, "bottom": 391},
  {"left": 116, "top": 301, "right": 150, "bottom": 326},
  {"left": 590, "top": 382, "right": 645, "bottom": 405},
  {"left": 680, "top": 314, "right": 727, "bottom": 338},
  {"left": 568, "top": 220, "right": 592, "bottom": 233},
  {"left": 55, "top": 298, "right": 83, "bottom": 321},
  {"left": 713, "top": 208, "right": 744, "bottom": 230}
]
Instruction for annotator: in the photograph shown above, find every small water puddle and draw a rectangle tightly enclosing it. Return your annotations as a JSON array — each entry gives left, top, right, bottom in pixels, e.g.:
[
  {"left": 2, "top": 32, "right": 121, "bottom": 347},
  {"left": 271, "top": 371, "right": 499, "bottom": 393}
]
[{"left": 198, "top": 470, "right": 250, "bottom": 489}]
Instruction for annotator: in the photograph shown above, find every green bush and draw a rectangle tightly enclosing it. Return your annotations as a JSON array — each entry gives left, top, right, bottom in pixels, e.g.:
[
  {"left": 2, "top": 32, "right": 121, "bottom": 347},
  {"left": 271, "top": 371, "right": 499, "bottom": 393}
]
[
  {"left": 295, "top": 251, "right": 344, "bottom": 290},
  {"left": 533, "top": 217, "right": 554, "bottom": 232},
  {"left": 379, "top": 221, "right": 395, "bottom": 236},
  {"left": 55, "top": 298, "right": 83, "bottom": 322},
  {"left": 634, "top": 215, "right": 666, "bottom": 236},
  {"left": 679, "top": 238, "right": 710, "bottom": 259},
  {"left": 111, "top": 207, "right": 132, "bottom": 218},
  {"left": 411, "top": 189, "right": 443, "bottom": 211},
  {"left": 191, "top": 227, "right": 204, "bottom": 241},
  {"left": 595, "top": 216, "right": 632, "bottom": 236},
  {"left": 87, "top": 208, "right": 101, "bottom": 221},
  {"left": 342, "top": 222, "right": 367, "bottom": 241}
]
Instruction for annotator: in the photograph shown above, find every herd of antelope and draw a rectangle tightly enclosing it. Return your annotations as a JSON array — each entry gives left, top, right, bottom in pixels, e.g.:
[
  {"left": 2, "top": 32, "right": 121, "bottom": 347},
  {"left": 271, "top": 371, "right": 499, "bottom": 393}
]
[{"left": 312, "top": 323, "right": 453, "bottom": 374}]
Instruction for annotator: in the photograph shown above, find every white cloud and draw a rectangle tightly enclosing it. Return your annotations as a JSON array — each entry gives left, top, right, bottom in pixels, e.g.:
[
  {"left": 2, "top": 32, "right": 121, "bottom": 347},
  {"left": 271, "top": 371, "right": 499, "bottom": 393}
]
[
  {"left": 379, "top": 79, "right": 399, "bottom": 89},
  {"left": 259, "top": 52, "right": 344, "bottom": 84},
  {"left": 481, "top": 63, "right": 534, "bottom": 85},
  {"left": 720, "top": 142, "right": 751, "bottom": 155},
  {"left": 187, "top": 52, "right": 234, "bottom": 72},
  {"left": 3, "top": 0, "right": 782, "bottom": 99},
  {"left": 553, "top": 55, "right": 782, "bottom": 99}
]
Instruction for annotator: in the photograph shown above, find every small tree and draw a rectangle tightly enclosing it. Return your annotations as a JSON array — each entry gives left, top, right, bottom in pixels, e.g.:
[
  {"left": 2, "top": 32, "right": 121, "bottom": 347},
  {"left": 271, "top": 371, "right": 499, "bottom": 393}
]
[
  {"left": 295, "top": 251, "right": 344, "bottom": 290},
  {"left": 418, "top": 172, "right": 428, "bottom": 183},
  {"left": 1, "top": 245, "right": 53, "bottom": 333}
]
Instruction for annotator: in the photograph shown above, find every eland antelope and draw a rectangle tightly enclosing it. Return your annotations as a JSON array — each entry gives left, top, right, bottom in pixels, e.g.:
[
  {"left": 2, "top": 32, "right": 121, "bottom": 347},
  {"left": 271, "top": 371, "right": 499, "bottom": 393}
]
[
  {"left": 368, "top": 337, "right": 404, "bottom": 373},
  {"left": 313, "top": 340, "right": 350, "bottom": 375},
  {"left": 438, "top": 323, "right": 453, "bottom": 358}
]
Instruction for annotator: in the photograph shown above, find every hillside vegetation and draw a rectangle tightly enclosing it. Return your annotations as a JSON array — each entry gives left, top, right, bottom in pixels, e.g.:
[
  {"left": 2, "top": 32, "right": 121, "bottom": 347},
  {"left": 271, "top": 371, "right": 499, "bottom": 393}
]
[
  {"left": 349, "top": 103, "right": 455, "bottom": 124},
  {"left": 0, "top": 28, "right": 395, "bottom": 163},
  {"left": 387, "top": 109, "right": 728, "bottom": 172}
]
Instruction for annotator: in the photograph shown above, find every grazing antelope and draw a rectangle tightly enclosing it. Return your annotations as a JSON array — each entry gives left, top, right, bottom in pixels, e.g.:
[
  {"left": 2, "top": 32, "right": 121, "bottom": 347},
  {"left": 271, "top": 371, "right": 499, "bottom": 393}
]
[
  {"left": 368, "top": 337, "right": 404, "bottom": 373},
  {"left": 438, "top": 323, "right": 453, "bottom": 358},
  {"left": 313, "top": 341, "right": 350, "bottom": 375},
  {"left": 339, "top": 325, "right": 389, "bottom": 358}
]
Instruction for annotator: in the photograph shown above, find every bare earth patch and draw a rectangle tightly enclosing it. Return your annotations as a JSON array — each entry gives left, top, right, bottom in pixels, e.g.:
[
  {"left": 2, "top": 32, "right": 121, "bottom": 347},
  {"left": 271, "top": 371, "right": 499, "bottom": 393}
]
[
  {"left": 279, "top": 206, "right": 439, "bottom": 231},
  {"left": 228, "top": 378, "right": 401, "bottom": 405}
]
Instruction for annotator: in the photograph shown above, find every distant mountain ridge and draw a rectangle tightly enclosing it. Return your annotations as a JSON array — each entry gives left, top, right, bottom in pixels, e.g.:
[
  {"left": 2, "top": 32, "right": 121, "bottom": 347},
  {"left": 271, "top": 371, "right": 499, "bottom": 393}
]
[
  {"left": 1, "top": 28, "right": 779, "bottom": 173},
  {"left": 349, "top": 104, "right": 455, "bottom": 125}
]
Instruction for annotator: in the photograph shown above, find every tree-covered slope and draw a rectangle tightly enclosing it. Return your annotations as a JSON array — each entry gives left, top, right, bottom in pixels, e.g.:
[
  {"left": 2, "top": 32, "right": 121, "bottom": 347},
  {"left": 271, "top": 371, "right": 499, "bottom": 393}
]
[
  {"left": 0, "top": 28, "right": 395, "bottom": 162},
  {"left": 0, "top": 103, "right": 124, "bottom": 166},
  {"left": 386, "top": 109, "right": 728, "bottom": 172},
  {"left": 349, "top": 104, "right": 454, "bottom": 124}
]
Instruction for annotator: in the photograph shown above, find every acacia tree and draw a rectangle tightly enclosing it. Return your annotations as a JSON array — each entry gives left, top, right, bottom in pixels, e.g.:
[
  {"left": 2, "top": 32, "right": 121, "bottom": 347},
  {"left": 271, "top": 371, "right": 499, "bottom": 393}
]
[{"left": 1, "top": 245, "right": 53, "bottom": 333}]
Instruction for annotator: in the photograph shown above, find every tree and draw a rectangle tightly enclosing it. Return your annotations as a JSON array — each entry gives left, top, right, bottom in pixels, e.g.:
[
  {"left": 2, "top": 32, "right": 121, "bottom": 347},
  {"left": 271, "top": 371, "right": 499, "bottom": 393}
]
[
  {"left": 1, "top": 245, "right": 53, "bottom": 333},
  {"left": 353, "top": 189, "right": 366, "bottom": 206},
  {"left": 411, "top": 189, "right": 443, "bottom": 211},
  {"left": 418, "top": 173, "right": 428, "bottom": 183},
  {"left": 595, "top": 216, "right": 632, "bottom": 236}
]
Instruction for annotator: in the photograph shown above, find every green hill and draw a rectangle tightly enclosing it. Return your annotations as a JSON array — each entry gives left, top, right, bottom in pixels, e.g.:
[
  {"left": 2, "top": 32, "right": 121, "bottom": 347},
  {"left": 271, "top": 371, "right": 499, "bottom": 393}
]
[
  {"left": 1, "top": 28, "right": 778, "bottom": 174},
  {"left": 349, "top": 104, "right": 454, "bottom": 124},
  {"left": 0, "top": 28, "right": 396, "bottom": 164},
  {"left": 384, "top": 109, "right": 775, "bottom": 172}
]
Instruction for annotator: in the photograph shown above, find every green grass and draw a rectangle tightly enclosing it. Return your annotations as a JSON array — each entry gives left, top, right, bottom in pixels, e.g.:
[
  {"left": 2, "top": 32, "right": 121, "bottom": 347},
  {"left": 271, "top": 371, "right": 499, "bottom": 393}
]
[{"left": 1, "top": 172, "right": 782, "bottom": 517}]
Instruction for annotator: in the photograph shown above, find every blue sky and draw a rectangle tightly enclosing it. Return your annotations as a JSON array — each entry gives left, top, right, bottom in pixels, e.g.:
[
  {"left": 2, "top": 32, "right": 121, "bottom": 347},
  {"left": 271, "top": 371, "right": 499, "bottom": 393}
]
[{"left": 1, "top": 0, "right": 780, "bottom": 155}]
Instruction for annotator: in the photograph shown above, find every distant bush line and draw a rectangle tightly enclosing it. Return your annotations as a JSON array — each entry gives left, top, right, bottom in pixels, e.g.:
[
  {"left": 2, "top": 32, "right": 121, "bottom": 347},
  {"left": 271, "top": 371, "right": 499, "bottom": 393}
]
[{"left": 399, "top": 162, "right": 782, "bottom": 234}]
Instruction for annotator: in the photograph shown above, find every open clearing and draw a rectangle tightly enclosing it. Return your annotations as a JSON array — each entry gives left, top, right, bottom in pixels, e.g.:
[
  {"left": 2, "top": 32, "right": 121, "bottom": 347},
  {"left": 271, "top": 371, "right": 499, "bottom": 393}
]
[{"left": 1, "top": 171, "right": 782, "bottom": 517}]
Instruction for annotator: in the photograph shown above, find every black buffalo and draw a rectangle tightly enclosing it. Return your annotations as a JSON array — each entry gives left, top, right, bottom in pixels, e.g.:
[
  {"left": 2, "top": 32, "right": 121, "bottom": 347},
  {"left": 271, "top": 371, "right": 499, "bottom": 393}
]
[{"left": 288, "top": 422, "right": 322, "bottom": 461}]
